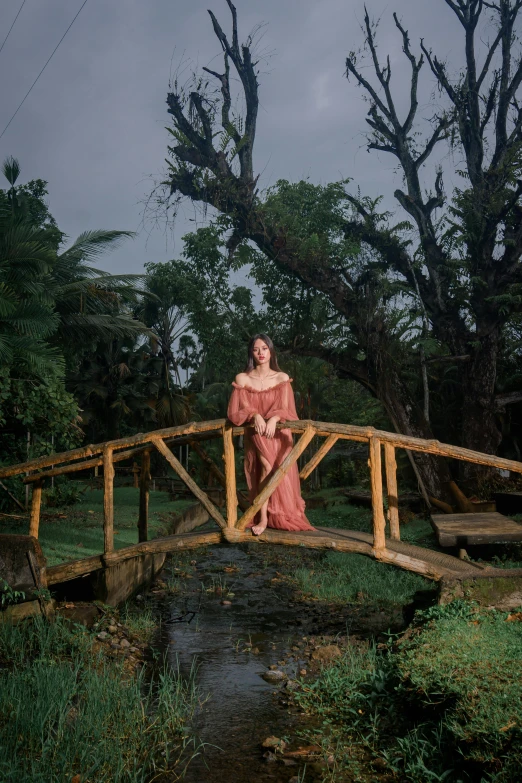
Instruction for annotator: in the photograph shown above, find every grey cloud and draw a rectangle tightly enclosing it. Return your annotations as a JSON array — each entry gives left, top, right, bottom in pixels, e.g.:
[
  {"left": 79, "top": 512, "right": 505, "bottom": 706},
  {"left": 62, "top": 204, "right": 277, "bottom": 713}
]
[{"left": 0, "top": 1, "right": 473, "bottom": 276}]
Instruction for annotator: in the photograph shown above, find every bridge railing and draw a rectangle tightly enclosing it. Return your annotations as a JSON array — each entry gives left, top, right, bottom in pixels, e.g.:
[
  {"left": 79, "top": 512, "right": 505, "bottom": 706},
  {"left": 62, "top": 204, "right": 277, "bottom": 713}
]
[{"left": 1, "top": 419, "right": 522, "bottom": 574}]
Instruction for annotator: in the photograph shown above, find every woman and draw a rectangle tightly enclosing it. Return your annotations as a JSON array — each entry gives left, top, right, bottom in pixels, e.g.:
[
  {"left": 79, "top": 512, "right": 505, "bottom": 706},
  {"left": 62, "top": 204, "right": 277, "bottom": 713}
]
[{"left": 227, "top": 334, "right": 314, "bottom": 535}]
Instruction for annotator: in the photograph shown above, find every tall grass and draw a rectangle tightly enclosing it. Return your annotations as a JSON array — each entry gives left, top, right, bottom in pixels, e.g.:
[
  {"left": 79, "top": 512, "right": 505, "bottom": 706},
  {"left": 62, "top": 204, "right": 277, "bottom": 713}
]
[{"left": 0, "top": 616, "right": 197, "bottom": 782}]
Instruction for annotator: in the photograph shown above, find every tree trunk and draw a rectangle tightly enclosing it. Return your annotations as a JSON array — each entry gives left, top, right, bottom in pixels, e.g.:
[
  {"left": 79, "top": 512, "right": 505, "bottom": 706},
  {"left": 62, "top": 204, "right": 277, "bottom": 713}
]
[
  {"left": 374, "top": 365, "right": 452, "bottom": 500},
  {"left": 459, "top": 328, "right": 502, "bottom": 490}
]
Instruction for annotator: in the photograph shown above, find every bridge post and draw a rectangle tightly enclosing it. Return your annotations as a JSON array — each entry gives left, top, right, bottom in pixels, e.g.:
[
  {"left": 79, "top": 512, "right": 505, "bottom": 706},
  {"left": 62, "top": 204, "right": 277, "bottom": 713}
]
[
  {"left": 384, "top": 443, "right": 400, "bottom": 540},
  {"left": 103, "top": 445, "right": 115, "bottom": 553},
  {"left": 223, "top": 426, "right": 237, "bottom": 529},
  {"left": 369, "top": 436, "right": 386, "bottom": 553},
  {"left": 29, "top": 479, "right": 43, "bottom": 539},
  {"left": 138, "top": 449, "right": 151, "bottom": 543}
]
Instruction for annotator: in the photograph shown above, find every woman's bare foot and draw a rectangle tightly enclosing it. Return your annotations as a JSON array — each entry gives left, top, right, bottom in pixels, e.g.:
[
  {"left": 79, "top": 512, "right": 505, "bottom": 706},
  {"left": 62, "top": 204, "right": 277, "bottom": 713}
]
[{"left": 251, "top": 519, "right": 268, "bottom": 535}]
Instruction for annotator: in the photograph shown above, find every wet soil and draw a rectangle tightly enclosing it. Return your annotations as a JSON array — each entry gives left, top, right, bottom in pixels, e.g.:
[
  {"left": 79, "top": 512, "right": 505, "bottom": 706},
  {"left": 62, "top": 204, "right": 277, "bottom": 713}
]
[{"left": 160, "top": 543, "right": 411, "bottom": 782}]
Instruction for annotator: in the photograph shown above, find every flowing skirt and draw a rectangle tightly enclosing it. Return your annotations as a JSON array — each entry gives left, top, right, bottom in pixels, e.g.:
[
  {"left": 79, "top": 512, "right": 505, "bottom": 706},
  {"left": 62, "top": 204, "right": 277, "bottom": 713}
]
[{"left": 243, "top": 429, "right": 314, "bottom": 531}]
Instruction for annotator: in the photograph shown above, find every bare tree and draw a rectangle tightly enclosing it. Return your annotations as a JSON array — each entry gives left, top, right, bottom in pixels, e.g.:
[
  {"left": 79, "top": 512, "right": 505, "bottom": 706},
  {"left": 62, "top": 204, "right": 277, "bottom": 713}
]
[
  {"left": 344, "top": 0, "right": 522, "bottom": 483},
  {"left": 164, "top": 0, "right": 522, "bottom": 495}
]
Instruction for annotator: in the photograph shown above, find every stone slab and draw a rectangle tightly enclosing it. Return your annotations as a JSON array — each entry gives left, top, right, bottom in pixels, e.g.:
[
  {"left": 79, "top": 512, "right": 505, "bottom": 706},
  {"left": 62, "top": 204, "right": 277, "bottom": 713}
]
[{"left": 431, "top": 512, "right": 522, "bottom": 547}]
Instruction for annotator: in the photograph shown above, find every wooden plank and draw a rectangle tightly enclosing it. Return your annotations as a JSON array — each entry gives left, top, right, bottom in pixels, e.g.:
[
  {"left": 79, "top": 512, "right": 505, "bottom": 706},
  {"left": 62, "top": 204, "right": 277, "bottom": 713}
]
[
  {"left": 153, "top": 438, "right": 226, "bottom": 529},
  {"left": 103, "top": 446, "right": 115, "bottom": 554},
  {"left": 28, "top": 480, "right": 43, "bottom": 539},
  {"left": 299, "top": 434, "right": 338, "bottom": 480},
  {"left": 373, "top": 548, "right": 447, "bottom": 580},
  {"left": 223, "top": 426, "right": 238, "bottom": 528},
  {"left": 46, "top": 554, "right": 104, "bottom": 584},
  {"left": 46, "top": 531, "right": 223, "bottom": 584},
  {"left": 102, "top": 530, "right": 222, "bottom": 566},
  {"left": 237, "top": 426, "right": 316, "bottom": 531},
  {"left": 431, "top": 512, "right": 522, "bottom": 546},
  {"left": 233, "top": 527, "right": 372, "bottom": 554},
  {"left": 138, "top": 449, "right": 150, "bottom": 543},
  {"left": 384, "top": 443, "right": 400, "bottom": 540},
  {"left": 369, "top": 436, "right": 386, "bottom": 553}
]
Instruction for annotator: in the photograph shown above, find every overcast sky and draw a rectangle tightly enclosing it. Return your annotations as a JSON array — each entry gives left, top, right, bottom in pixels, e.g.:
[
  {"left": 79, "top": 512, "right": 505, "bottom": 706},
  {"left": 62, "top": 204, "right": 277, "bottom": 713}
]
[{"left": 0, "top": 0, "right": 472, "bottom": 276}]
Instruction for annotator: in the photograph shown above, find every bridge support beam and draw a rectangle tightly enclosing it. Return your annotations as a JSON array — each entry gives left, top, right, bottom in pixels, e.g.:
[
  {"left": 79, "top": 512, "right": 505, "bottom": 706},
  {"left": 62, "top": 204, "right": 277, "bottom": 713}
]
[
  {"left": 384, "top": 443, "right": 400, "bottom": 540},
  {"left": 29, "top": 480, "right": 43, "bottom": 539},
  {"left": 138, "top": 449, "right": 150, "bottom": 543},
  {"left": 103, "top": 445, "right": 115, "bottom": 554},
  {"left": 369, "top": 436, "right": 386, "bottom": 554}
]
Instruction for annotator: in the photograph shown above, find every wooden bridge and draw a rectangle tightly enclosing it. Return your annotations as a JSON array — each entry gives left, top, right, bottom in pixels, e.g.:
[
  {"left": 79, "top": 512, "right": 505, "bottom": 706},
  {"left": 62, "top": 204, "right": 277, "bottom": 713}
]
[{"left": 2, "top": 419, "right": 522, "bottom": 589}]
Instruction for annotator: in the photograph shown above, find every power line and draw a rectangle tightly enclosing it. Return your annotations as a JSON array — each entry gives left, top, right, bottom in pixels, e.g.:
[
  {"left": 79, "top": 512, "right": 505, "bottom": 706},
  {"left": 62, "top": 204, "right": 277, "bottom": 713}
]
[
  {"left": 0, "top": 0, "right": 27, "bottom": 57},
  {"left": 0, "top": 0, "right": 89, "bottom": 140}
]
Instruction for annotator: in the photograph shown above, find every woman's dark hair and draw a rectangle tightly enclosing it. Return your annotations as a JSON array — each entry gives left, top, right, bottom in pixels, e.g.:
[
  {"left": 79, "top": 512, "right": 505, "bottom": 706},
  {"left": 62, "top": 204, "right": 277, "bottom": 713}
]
[{"left": 245, "top": 334, "right": 281, "bottom": 373}]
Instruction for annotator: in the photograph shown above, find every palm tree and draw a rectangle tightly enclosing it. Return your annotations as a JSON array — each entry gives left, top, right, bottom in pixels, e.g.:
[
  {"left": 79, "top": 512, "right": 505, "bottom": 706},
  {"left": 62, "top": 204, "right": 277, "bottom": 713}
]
[
  {"left": 0, "top": 157, "right": 149, "bottom": 375},
  {"left": 0, "top": 205, "right": 62, "bottom": 376}
]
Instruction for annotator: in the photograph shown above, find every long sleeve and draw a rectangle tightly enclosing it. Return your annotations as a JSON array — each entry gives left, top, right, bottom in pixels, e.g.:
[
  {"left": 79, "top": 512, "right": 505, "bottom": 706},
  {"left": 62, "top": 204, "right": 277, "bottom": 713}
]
[
  {"left": 227, "top": 384, "right": 258, "bottom": 426},
  {"left": 264, "top": 381, "right": 299, "bottom": 423}
]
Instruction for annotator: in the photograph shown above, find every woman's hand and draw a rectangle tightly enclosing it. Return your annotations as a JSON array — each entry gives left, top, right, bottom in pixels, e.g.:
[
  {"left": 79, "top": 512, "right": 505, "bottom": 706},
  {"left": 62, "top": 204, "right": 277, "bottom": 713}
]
[
  {"left": 253, "top": 413, "right": 267, "bottom": 436},
  {"left": 264, "top": 416, "right": 280, "bottom": 439}
]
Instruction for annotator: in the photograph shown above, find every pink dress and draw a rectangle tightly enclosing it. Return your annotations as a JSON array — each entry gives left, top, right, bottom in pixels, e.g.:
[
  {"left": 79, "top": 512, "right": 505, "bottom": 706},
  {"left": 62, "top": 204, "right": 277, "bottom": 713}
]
[{"left": 227, "top": 379, "right": 314, "bottom": 531}]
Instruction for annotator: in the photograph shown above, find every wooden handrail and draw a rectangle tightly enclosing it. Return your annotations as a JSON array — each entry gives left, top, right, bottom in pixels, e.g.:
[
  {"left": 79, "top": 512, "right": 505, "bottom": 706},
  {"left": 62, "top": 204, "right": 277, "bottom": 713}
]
[
  {"left": 9, "top": 419, "right": 522, "bottom": 484},
  {"left": 1, "top": 420, "right": 226, "bottom": 480}
]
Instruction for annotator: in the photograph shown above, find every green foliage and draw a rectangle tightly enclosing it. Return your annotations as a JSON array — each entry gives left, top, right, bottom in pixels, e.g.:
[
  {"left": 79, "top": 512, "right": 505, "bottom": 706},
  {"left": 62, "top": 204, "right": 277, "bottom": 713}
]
[
  {"left": 297, "top": 603, "right": 522, "bottom": 782},
  {"left": 0, "top": 579, "right": 25, "bottom": 608},
  {"left": 0, "top": 615, "right": 197, "bottom": 782},
  {"left": 43, "top": 479, "right": 86, "bottom": 508}
]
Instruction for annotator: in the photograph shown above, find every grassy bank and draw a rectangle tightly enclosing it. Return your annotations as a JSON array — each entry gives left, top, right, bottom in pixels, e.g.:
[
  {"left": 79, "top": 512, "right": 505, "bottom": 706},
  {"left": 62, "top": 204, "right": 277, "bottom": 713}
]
[
  {"left": 295, "top": 601, "right": 522, "bottom": 782},
  {"left": 296, "top": 501, "right": 436, "bottom": 606},
  {"left": 293, "top": 550, "right": 435, "bottom": 605},
  {"left": 0, "top": 614, "right": 197, "bottom": 782},
  {"left": 1, "top": 487, "right": 192, "bottom": 566}
]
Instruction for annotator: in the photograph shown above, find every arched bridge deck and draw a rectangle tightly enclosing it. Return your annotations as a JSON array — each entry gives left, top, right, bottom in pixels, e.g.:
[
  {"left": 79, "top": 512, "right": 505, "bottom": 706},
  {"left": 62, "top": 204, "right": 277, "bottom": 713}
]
[{"left": 2, "top": 419, "right": 522, "bottom": 586}]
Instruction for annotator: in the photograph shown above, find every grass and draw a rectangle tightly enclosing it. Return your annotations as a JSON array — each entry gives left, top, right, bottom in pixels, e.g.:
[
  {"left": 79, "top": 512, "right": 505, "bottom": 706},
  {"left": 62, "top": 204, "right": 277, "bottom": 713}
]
[
  {"left": 296, "top": 502, "right": 437, "bottom": 606},
  {"left": 306, "top": 497, "right": 438, "bottom": 546},
  {"left": 295, "top": 601, "right": 522, "bottom": 782},
  {"left": 120, "top": 602, "right": 158, "bottom": 642},
  {"left": 293, "top": 550, "right": 435, "bottom": 605},
  {"left": 0, "top": 614, "right": 198, "bottom": 783},
  {"left": 0, "top": 487, "right": 193, "bottom": 566}
]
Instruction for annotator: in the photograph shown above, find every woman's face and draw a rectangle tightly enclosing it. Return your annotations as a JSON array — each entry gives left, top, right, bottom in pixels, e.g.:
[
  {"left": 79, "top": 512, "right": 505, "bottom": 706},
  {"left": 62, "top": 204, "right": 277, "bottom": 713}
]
[{"left": 252, "top": 339, "right": 270, "bottom": 366}]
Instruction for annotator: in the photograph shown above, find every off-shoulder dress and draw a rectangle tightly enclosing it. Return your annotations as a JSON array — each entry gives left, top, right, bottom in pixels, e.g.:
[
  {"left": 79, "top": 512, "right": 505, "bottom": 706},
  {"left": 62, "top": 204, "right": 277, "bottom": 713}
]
[{"left": 227, "top": 378, "right": 314, "bottom": 531}]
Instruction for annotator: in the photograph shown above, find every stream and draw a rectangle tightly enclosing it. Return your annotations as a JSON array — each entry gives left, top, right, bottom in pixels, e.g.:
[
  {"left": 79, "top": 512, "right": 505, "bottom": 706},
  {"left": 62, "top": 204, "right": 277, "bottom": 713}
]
[{"left": 160, "top": 542, "right": 410, "bottom": 782}]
